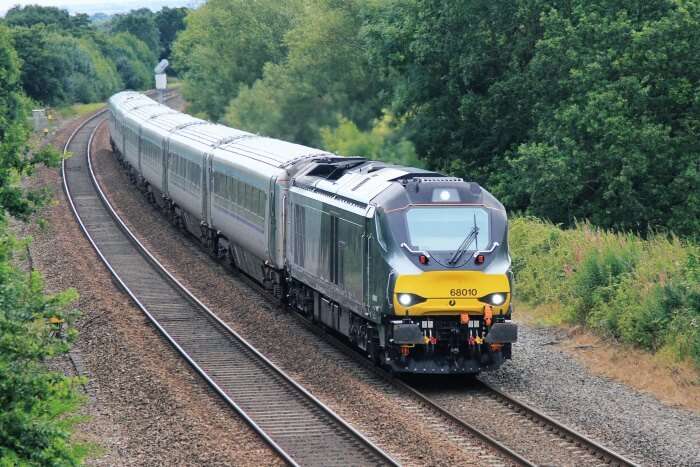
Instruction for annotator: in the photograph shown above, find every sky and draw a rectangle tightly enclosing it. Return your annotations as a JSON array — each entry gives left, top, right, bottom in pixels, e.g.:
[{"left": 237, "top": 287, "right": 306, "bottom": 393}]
[{"left": 0, "top": 0, "right": 203, "bottom": 16}]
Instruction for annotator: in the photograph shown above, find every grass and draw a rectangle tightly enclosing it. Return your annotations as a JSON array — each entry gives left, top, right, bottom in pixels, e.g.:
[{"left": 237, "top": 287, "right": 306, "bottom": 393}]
[
  {"left": 54, "top": 102, "right": 105, "bottom": 119},
  {"left": 510, "top": 217, "right": 700, "bottom": 369}
]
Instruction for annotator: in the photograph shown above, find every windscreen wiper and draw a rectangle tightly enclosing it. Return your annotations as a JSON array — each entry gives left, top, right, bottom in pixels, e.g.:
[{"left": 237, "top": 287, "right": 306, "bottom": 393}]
[{"left": 448, "top": 223, "right": 479, "bottom": 265}]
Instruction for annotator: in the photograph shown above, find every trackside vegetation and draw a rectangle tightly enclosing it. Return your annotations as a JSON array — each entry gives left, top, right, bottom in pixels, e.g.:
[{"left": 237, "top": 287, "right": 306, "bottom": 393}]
[
  {"left": 0, "top": 6, "right": 190, "bottom": 463},
  {"left": 510, "top": 218, "right": 700, "bottom": 367},
  {"left": 0, "top": 24, "right": 86, "bottom": 464},
  {"left": 175, "top": 0, "right": 700, "bottom": 239}
]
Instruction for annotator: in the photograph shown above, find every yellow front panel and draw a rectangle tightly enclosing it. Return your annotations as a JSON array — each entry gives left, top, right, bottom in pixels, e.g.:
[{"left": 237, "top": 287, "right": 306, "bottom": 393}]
[{"left": 393, "top": 270, "right": 510, "bottom": 316}]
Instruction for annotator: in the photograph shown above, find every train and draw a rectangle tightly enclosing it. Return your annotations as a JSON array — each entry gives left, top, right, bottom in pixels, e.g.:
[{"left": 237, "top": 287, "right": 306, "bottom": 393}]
[{"left": 107, "top": 91, "right": 517, "bottom": 374}]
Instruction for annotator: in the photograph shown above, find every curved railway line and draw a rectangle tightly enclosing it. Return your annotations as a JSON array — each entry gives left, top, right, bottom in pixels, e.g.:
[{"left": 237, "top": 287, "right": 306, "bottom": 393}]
[
  {"left": 62, "top": 105, "right": 398, "bottom": 467},
  {"left": 64, "top": 99, "right": 640, "bottom": 467}
]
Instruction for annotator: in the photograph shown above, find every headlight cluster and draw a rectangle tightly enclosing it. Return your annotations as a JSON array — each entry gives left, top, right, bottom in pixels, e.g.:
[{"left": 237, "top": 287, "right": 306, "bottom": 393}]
[
  {"left": 396, "top": 292, "right": 507, "bottom": 307},
  {"left": 396, "top": 293, "right": 426, "bottom": 307},
  {"left": 479, "top": 293, "right": 507, "bottom": 306}
]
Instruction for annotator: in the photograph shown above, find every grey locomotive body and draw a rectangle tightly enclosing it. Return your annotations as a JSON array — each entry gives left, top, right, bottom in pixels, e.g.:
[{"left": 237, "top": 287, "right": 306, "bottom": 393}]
[{"left": 108, "top": 91, "right": 517, "bottom": 374}]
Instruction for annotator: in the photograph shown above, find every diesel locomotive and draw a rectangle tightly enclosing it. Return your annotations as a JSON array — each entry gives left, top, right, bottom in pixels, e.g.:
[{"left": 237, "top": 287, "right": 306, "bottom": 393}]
[{"left": 108, "top": 91, "right": 517, "bottom": 374}]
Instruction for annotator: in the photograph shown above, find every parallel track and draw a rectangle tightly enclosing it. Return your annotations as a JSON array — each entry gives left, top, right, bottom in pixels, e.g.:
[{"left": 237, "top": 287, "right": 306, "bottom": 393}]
[
  {"left": 62, "top": 107, "right": 398, "bottom": 467},
  {"left": 443, "top": 379, "right": 639, "bottom": 467},
  {"left": 405, "top": 378, "right": 638, "bottom": 467}
]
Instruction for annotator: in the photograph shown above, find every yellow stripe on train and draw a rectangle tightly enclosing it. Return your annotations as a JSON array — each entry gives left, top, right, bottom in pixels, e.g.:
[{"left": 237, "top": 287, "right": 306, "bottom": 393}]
[{"left": 393, "top": 270, "right": 511, "bottom": 316}]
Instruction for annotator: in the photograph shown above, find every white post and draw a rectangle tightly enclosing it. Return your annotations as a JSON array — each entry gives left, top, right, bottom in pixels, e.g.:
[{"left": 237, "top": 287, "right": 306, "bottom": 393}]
[
  {"left": 155, "top": 73, "right": 167, "bottom": 103},
  {"left": 154, "top": 59, "right": 169, "bottom": 104}
]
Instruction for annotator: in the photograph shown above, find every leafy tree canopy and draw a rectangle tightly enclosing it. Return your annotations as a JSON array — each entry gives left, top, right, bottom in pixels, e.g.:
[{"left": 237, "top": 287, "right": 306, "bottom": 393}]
[
  {"left": 10, "top": 16, "right": 157, "bottom": 105},
  {"left": 155, "top": 6, "right": 188, "bottom": 60},
  {"left": 225, "top": 0, "right": 386, "bottom": 147},
  {"left": 110, "top": 8, "right": 161, "bottom": 57},
  {"left": 172, "top": 0, "right": 299, "bottom": 120},
  {"left": 321, "top": 115, "right": 422, "bottom": 168},
  {"left": 3, "top": 5, "right": 90, "bottom": 33},
  {"left": 0, "top": 25, "right": 61, "bottom": 219},
  {"left": 507, "top": 1, "right": 700, "bottom": 236},
  {"left": 367, "top": 0, "right": 700, "bottom": 237},
  {"left": 97, "top": 31, "right": 157, "bottom": 90}
]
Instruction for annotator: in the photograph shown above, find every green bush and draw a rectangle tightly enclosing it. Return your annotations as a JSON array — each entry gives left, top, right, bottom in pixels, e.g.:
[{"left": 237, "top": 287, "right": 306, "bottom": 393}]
[
  {"left": 0, "top": 24, "right": 87, "bottom": 464},
  {"left": 0, "top": 231, "right": 86, "bottom": 465},
  {"left": 99, "top": 32, "right": 155, "bottom": 90},
  {"left": 510, "top": 217, "right": 700, "bottom": 367},
  {"left": 320, "top": 115, "right": 423, "bottom": 167}
]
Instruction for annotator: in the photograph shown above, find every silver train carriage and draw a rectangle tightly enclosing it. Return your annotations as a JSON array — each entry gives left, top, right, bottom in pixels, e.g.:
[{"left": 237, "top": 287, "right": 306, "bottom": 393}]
[{"left": 108, "top": 91, "right": 517, "bottom": 374}]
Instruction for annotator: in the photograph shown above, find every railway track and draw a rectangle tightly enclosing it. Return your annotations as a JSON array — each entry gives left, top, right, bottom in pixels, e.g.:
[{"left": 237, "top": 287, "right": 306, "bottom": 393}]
[
  {"left": 62, "top": 107, "right": 398, "bottom": 466},
  {"left": 413, "top": 378, "right": 640, "bottom": 467},
  {"left": 288, "top": 311, "right": 639, "bottom": 467},
  {"left": 78, "top": 95, "right": 639, "bottom": 466}
]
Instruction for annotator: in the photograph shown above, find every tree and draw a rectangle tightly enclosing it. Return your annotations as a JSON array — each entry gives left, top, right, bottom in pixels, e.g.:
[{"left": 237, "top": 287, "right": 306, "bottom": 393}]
[
  {"left": 225, "top": 0, "right": 385, "bottom": 146},
  {"left": 0, "top": 25, "right": 85, "bottom": 463},
  {"left": 98, "top": 32, "right": 156, "bottom": 90},
  {"left": 4, "top": 5, "right": 90, "bottom": 34},
  {"left": 364, "top": 0, "right": 550, "bottom": 184},
  {"left": 30, "top": 32, "right": 123, "bottom": 105},
  {"left": 0, "top": 25, "right": 61, "bottom": 217},
  {"left": 321, "top": 115, "right": 423, "bottom": 167},
  {"left": 366, "top": 0, "right": 700, "bottom": 237},
  {"left": 10, "top": 25, "right": 65, "bottom": 105},
  {"left": 110, "top": 8, "right": 161, "bottom": 57},
  {"left": 155, "top": 7, "right": 188, "bottom": 60},
  {"left": 4, "top": 5, "right": 73, "bottom": 29},
  {"left": 172, "top": 0, "right": 298, "bottom": 120},
  {"left": 505, "top": 1, "right": 700, "bottom": 236}
]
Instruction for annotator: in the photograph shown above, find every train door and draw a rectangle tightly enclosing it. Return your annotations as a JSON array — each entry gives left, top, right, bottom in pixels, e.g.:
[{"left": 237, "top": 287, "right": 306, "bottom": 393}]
[{"left": 335, "top": 215, "right": 364, "bottom": 301}]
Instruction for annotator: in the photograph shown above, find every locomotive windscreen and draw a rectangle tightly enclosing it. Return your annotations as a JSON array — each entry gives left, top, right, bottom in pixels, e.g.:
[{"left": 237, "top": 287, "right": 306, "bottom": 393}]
[{"left": 405, "top": 206, "right": 490, "bottom": 251}]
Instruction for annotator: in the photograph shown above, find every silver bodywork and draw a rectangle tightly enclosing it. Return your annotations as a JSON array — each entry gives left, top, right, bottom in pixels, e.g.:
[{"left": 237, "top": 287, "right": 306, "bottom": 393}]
[{"left": 109, "top": 91, "right": 331, "bottom": 277}]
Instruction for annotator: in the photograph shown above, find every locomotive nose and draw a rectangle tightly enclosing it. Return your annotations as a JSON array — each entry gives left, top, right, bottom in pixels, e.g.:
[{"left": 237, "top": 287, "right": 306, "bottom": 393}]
[{"left": 392, "top": 270, "right": 510, "bottom": 316}]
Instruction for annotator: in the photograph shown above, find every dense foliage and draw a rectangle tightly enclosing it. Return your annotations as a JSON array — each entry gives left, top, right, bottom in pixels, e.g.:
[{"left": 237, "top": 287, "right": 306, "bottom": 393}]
[
  {"left": 173, "top": 0, "right": 298, "bottom": 119},
  {"left": 4, "top": 5, "right": 90, "bottom": 32},
  {"left": 154, "top": 7, "right": 188, "bottom": 61},
  {"left": 0, "top": 24, "right": 85, "bottom": 464},
  {"left": 2, "top": 5, "right": 188, "bottom": 106},
  {"left": 510, "top": 217, "right": 700, "bottom": 367},
  {"left": 175, "top": 0, "right": 700, "bottom": 238},
  {"left": 369, "top": 0, "right": 700, "bottom": 237},
  {"left": 0, "top": 6, "right": 189, "bottom": 463}
]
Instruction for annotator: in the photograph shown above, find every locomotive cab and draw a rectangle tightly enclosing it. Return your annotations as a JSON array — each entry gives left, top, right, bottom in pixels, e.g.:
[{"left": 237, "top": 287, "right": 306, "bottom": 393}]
[{"left": 371, "top": 176, "right": 517, "bottom": 373}]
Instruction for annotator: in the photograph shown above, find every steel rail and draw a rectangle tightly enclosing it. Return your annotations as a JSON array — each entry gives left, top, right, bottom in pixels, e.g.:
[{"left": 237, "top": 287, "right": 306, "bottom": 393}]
[
  {"left": 62, "top": 103, "right": 398, "bottom": 467},
  {"left": 216, "top": 245, "right": 637, "bottom": 467},
  {"left": 477, "top": 380, "right": 639, "bottom": 467}
]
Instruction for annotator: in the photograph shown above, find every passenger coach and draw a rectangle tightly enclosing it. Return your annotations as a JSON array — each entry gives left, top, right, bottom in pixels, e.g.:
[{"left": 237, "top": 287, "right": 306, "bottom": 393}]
[{"left": 108, "top": 91, "right": 517, "bottom": 374}]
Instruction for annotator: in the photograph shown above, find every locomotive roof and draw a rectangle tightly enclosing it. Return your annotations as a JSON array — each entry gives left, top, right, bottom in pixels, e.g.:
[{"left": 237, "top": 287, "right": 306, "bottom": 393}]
[{"left": 291, "top": 160, "right": 500, "bottom": 211}]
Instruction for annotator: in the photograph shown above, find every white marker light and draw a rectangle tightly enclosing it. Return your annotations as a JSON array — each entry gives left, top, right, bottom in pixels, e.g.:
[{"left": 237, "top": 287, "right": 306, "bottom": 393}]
[
  {"left": 398, "top": 294, "right": 413, "bottom": 306},
  {"left": 491, "top": 293, "right": 505, "bottom": 306},
  {"left": 432, "top": 188, "right": 460, "bottom": 202}
]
